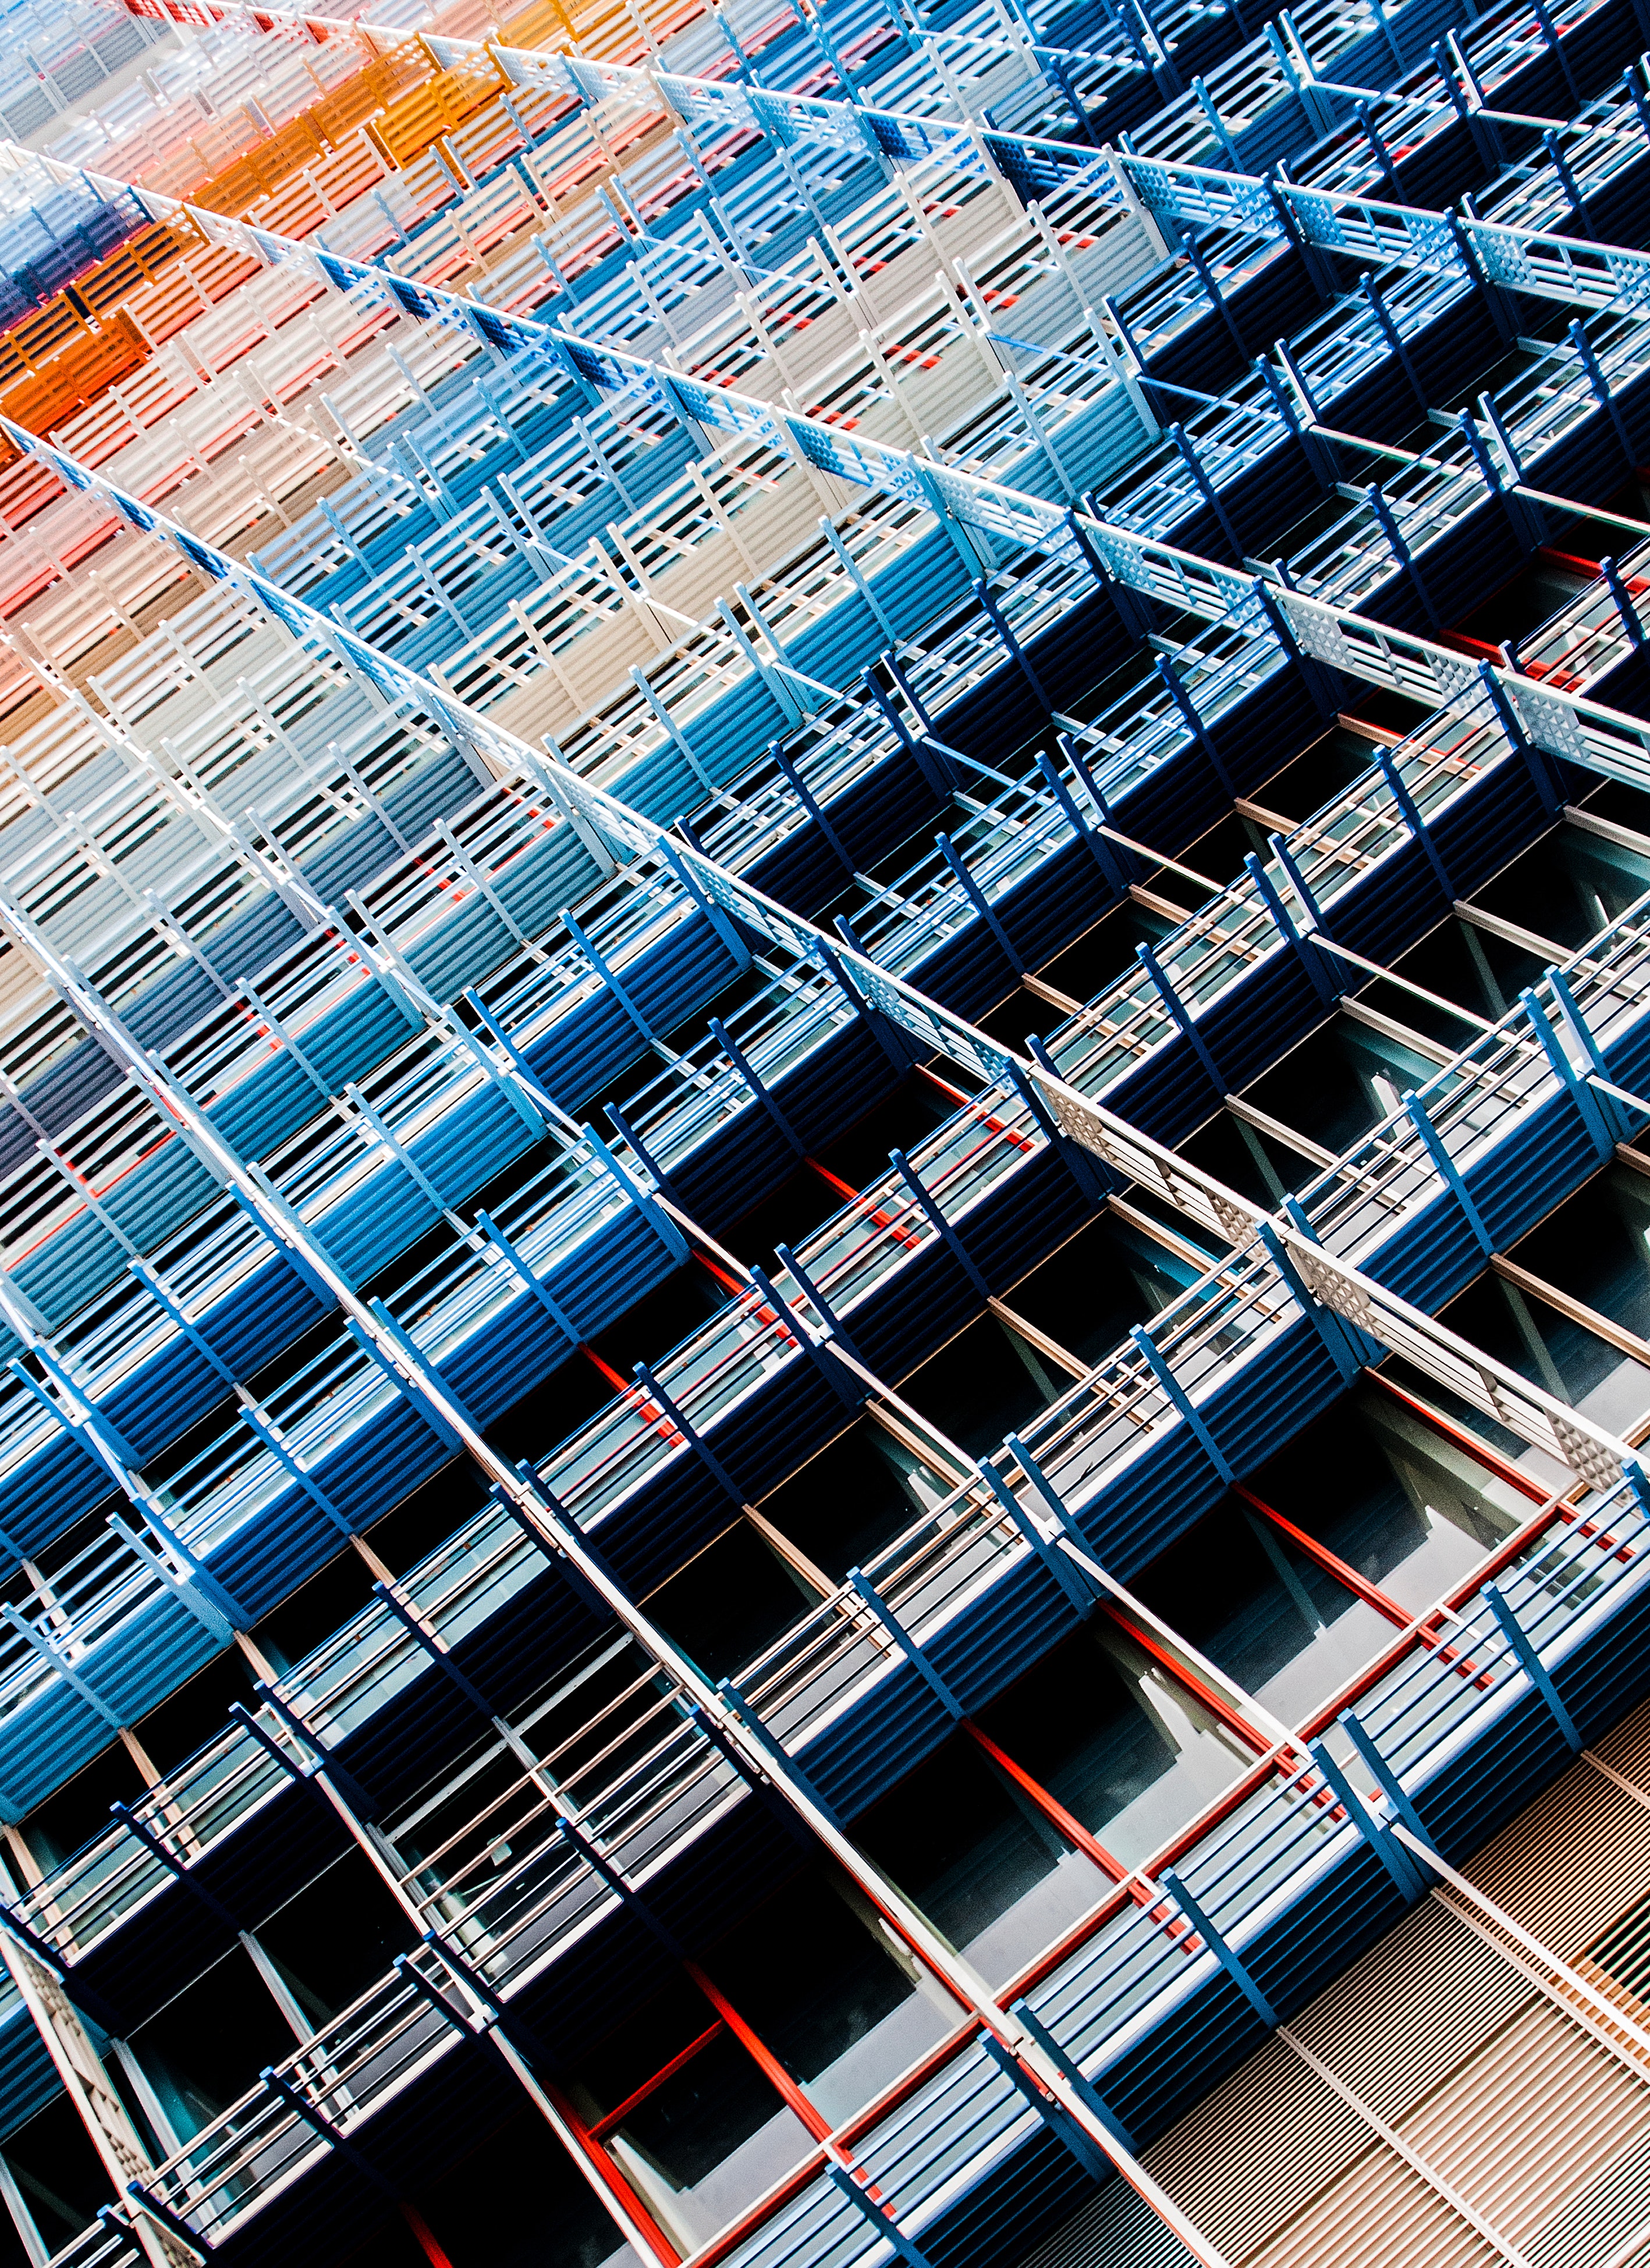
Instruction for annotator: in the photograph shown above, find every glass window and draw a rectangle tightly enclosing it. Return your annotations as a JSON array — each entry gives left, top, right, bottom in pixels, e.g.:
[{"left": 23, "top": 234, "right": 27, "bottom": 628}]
[
  {"left": 570, "top": 1982, "right": 812, "bottom": 2256},
  {"left": 697, "top": 1870, "right": 959, "bottom": 2127},
  {"left": 973, "top": 1622, "right": 1253, "bottom": 1871},
  {"left": 1243, "top": 1388, "right": 1526, "bottom": 1617},
  {"left": 1130, "top": 1499, "right": 1392, "bottom": 1732},
  {"left": 851, "top": 1736, "right": 1109, "bottom": 1986}
]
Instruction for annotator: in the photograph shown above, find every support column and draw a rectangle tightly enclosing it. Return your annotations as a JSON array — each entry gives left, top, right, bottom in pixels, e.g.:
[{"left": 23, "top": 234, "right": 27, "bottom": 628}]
[
  {"left": 1136, "top": 941, "right": 1225, "bottom": 1092},
  {"left": 0, "top": 1930, "right": 196, "bottom": 2268},
  {"left": 0, "top": 586, "right": 1247, "bottom": 2268},
  {"left": 889, "top": 1146, "right": 990, "bottom": 1297},
  {"left": 1404, "top": 1090, "right": 1492, "bottom": 1255},
  {"left": 1483, "top": 1580, "right": 1581, "bottom": 1751}
]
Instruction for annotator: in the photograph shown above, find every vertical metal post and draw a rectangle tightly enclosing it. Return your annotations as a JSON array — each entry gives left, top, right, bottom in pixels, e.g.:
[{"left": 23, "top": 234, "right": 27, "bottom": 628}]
[
  {"left": 1404, "top": 1090, "right": 1493, "bottom": 1253},
  {"left": 976, "top": 1459, "right": 1096, "bottom": 1615},
  {"left": 1054, "top": 735, "right": 1132, "bottom": 887},
  {"left": 1339, "top": 1709, "right": 1434, "bottom": 1857},
  {"left": 1623, "top": 62, "right": 1650, "bottom": 146},
  {"left": 1191, "top": 74, "right": 1242, "bottom": 165},
  {"left": 1033, "top": 743, "right": 1120, "bottom": 890},
  {"left": 821, "top": 518, "right": 897, "bottom": 640},
  {"left": 768, "top": 739, "right": 853, "bottom": 872},
  {"left": 560, "top": 907, "right": 659, "bottom": 1047},
  {"left": 812, "top": 937, "right": 913, "bottom": 1072},
  {"left": 1476, "top": 658, "right": 1564, "bottom": 813},
  {"left": 633, "top": 1360, "right": 743, "bottom": 1505},
  {"left": 749, "top": 1263, "right": 862, "bottom": 1407},
  {"left": 236, "top": 1397, "right": 356, "bottom": 1545},
  {"left": 1377, "top": 745, "right": 1454, "bottom": 899},
  {"left": 1244, "top": 851, "right": 1335, "bottom": 1003},
  {"left": 1177, "top": 224, "right": 1248, "bottom": 364},
  {"left": 1254, "top": 354, "right": 1333, "bottom": 486},
  {"left": 890, "top": 1147, "right": 990, "bottom": 1296},
  {"left": 653, "top": 835, "right": 754, "bottom": 968},
  {"left": 1484, "top": 1580, "right": 1581, "bottom": 1750},
  {"left": 847, "top": 1569, "right": 964, "bottom": 1716},
  {"left": 710, "top": 1015, "right": 806, "bottom": 1154},
  {"left": 1098, "top": 295, "right": 1152, "bottom": 389},
  {"left": 1454, "top": 407, "right": 1504, "bottom": 499},
  {"left": 1168, "top": 422, "right": 1242, "bottom": 556},
  {"left": 882, "top": 649, "right": 939, "bottom": 741},
  {"left": 1062, "top": 505, "right": 1112, "bottom": 588},
  {"left": 1267, "top": 829, "right": 1332, "bottom": 941},
  {"left": 1568, "top": 319, "right": 1635, "bottom": 465},
  {"left": 1015, "top": 1047, "right": 1113, "bottom": 1204},
  {"left": 476, "top": 1210, "right": 582, "bottom": 1345},
  {"left": 1438, "top": 37, "right": 1502, "bottom": 163},
  {"left": 974, "top": 578, "right": 1052, "bottom": 715},
  {"left": 861, "top": 663, "right": 919, "bottom": 756},
  {"left": 1519, "top": 985, "right": 1613, "bottom": 1157},
  {"left": 774, "top": 1242, "right": 870, "bottom": 1375},
  {"left": 1003, "top": 1426, "right": 1085, "bottom": 1544},
  {"left": 1543, "top": 964, "right": 1630, "bottom": 1145},
  {"left": 1012, "top": 2003, "right": 1138, "bottom": 2149},
  {"left": 1527, "top": 0, "right": 1581, "bottom": 100},
  {"left": 1154, "top": 652, "right": 1234, "bottom": 792},
  {"left": 1443, "top": 209, "right": 1515, "bottom": 347},
  {"left": 1136, "top": 941, "right": 1225, "bottom": 1090},
  {"left": 716, "top": 1675, "right": 847, "bottom": 1832},
  {"left": 1354, "top": 99, "right": 1402, "bottom": 200},
  {"left": 1255, "top": 1221, "right": 1361, "bottom": 1384},
  {"left": 1159, "top": 1865, "right": 1278, "bottom": 2026},
  {"left": 1307, "top": 1739, "right": 1429, "bottom": 1899},
  {"left": 826, "top": 2166, "right": 942, "bottom": 2268},
  {"left": 1540, "top": 129, "right": 1596, "bottom": 237},
  {"left": 978, "top": 2033, "right": 1116, "bottom": 2185},
  {"left": 936, "top": 831, "right": 1023, "bottom": 975},
  {"left": 1476, "top": 386, "right": 1533, "bottom": 500},
  {"left": 1602, "top": 556, "right": 1646, "bottom": 648},
  {"left": 1365, "top": 483, "right": 1437, "bottom": 628},
  {"left": 371, "top": 1584, "right": 502, "bottom": 1726},
  {"left": 1358, "top": 273, "right": 1422, "bottom": 408},
  {"left": 1129, "top": 1325, "right": 1234, "bottom": 1481},
  {"left": 347, "top": 1310, "right": 466, "bottom": 1449},
  {"left": 602, "top": 1102, "right": 689, "bottom": 1215},
  {"left": 1274, "top": 340, "right": 1322, "bottom": 425}
]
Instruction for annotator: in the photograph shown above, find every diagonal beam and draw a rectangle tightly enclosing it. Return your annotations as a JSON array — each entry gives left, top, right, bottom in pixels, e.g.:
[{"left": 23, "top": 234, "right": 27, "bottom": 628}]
[{"left": 61, "top": 0, "right": 1650, "bottom": 314}]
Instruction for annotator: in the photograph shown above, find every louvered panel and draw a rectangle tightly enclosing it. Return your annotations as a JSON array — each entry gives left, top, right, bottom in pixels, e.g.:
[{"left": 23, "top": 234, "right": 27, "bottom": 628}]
[
  {"left": 1243, "top": 2147, "right": 1498, "bottom": 2268},
  {"left": 1280, "top": 1902, "right": 1530, "bottom": 2127},
  {"left": 1128, "top": 2040, "right": 1367, "bottom": 2262},
  {"left": 1582, "top": 1884, "right": 1650, "bottom": 2032},
  {"left": 1012, "top": 2187, "right": 1196, "bottom": 2268},
  {"left": 1589, "top": 1694, "right": 1650, "bottom": 1794},
  {"left": 1525, "top": 2125, "right": 1650, "bottom": 2268},
  {"left": 1457, "top": 1758, "right": 1650, "bottom": 1960},
  {"left": 1438, "top": 1887, "right": 1650, "bottom": 2098},
  {"left": 1397, "top": 1999, "right": 1650, "bottom": 2241}
]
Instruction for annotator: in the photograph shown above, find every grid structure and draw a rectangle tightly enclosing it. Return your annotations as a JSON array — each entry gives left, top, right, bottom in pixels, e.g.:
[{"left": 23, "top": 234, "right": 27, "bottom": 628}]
[{"left": 0, "top": 0, "right": 1644, "bottom": 2261}]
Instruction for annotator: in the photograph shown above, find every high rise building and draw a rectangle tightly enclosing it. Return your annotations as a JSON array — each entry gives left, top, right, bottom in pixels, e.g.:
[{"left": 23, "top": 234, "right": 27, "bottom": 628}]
[{"left": 0, "top": 0, "right": 1641, "bottom": 2261}]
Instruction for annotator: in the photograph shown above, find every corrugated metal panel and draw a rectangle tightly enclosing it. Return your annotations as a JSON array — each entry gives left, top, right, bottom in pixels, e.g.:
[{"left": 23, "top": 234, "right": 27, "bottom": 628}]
[
  {"left": 1130, "top": 2039, "right": 1366, "bottom": 2263},
  {"left": 1283, "top": 1901, "right": 1529, "bottom": 2127},
  {"left": 1458, "top": 1753, "right": 1650, "bottom": 1960},
  {"left": 1243, "top": 2148, "right": 1500, "bottom": 2268},
  {"left": 1589, "top": 1698, "right": 1650, "bottom": 1801},
  {"left": 1399, "top": 2000, "right": 1650, "bottom": 2242},
  {"left": 1010, "top": 2176, "right": 1197, "bottom": 2268},
  {"left": 1524, "top": 2126, "right": 1650, "bottom": 2268}
]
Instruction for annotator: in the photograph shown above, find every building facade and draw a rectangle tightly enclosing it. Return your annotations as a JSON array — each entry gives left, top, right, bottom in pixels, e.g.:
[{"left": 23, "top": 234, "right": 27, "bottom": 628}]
[{"left": 0, "top": 0, "right": 1640, "bottom": 2261}]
